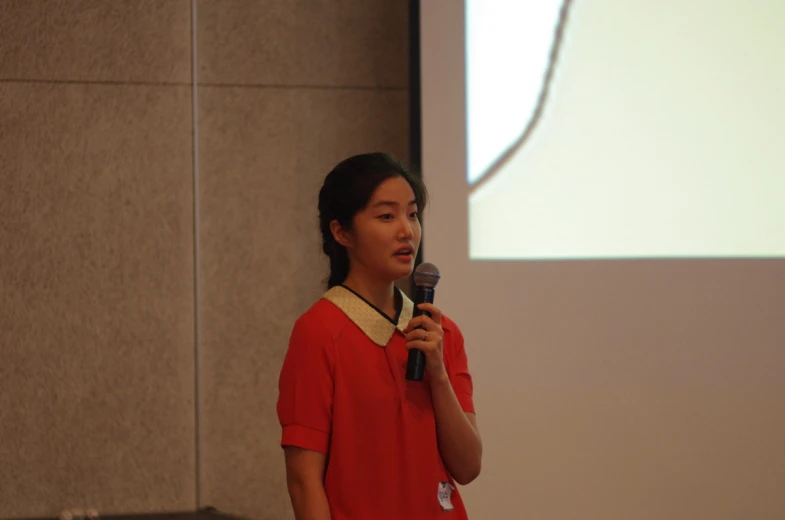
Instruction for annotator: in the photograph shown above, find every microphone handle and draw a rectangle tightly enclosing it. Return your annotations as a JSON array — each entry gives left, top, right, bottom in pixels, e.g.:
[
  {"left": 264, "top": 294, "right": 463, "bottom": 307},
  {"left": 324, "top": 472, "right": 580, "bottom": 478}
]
[{"left": 406, "top": 285, "right": 435, "bottom": 381}]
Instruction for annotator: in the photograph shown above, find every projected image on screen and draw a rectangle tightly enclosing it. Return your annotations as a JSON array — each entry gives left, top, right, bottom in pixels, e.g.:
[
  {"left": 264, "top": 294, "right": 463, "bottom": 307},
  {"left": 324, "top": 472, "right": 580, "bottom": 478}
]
[{"left": 466, "top": 0, "right": 785, "bottom": 260}]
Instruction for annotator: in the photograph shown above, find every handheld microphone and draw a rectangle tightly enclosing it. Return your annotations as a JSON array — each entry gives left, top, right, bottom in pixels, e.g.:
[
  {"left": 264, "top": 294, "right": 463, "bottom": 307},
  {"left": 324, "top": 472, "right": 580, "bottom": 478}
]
[{"left": 406, "top": 262, "right": 441, "bottom": 381}]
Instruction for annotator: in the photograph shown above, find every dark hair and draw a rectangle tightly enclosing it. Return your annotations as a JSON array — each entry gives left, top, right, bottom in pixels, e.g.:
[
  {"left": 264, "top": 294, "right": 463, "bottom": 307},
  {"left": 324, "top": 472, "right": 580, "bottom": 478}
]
[{"left": 318, "top": 152, "right": 427, "bottom": 288}]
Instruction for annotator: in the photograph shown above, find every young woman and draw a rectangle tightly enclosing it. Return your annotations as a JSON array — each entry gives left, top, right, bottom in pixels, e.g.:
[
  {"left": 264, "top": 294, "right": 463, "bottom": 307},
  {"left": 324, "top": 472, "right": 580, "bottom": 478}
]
[{"left": 277, "top": 152, "right": 482, "bottom": 519}]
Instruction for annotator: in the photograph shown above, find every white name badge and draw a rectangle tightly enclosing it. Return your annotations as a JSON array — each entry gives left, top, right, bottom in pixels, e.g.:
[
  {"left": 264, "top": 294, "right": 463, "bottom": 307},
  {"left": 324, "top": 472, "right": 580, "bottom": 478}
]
[{"left": 437, "top": 481, "right": 455, "bottom": 511}]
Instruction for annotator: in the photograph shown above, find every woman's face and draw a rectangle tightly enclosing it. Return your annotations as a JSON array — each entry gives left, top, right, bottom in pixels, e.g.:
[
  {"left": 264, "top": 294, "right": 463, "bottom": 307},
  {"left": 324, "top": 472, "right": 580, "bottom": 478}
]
[{"left": 337, "top": 176, "right": 422, "bottom": 284}]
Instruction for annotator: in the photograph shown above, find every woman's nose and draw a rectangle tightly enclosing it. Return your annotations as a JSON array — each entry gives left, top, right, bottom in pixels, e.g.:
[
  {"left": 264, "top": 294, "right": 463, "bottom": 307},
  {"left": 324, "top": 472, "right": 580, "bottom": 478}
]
[{"left": 400, "top": 219, "right": 414, "bottom": 238}]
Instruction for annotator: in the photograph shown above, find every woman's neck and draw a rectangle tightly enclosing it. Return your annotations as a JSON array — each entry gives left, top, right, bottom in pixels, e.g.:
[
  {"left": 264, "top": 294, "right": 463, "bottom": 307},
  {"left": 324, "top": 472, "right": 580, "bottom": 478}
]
[{"left": 342, "top": 273, "right": 397, "bottom": 319}]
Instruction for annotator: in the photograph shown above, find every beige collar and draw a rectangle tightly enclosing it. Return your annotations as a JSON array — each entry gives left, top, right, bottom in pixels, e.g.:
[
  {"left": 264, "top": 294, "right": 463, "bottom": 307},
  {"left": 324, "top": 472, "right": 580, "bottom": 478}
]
[{"left": 322, "top": 285, "right": 414, "bottom": 347}]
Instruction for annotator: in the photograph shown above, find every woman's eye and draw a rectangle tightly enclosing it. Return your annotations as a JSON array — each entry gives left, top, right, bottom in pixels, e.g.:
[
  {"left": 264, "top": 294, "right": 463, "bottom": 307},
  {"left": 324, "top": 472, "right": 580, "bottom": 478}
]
[
  {"left": 378, "top": 214, "right": 394, "bottom": 221},
  {"left": 409, "top": 211, "right": 419, "bottom": 219}
]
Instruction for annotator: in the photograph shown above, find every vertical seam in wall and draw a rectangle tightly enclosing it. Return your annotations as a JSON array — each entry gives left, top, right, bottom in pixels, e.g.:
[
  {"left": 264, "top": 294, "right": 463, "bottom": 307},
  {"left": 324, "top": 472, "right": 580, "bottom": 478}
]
[{"left": 190, "top": 0, "right": 202, "bottom": 509}]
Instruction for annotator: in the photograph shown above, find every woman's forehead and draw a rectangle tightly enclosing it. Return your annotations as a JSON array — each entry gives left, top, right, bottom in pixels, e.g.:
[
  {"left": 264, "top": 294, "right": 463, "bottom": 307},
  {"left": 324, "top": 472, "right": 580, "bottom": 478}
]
[{"left": 368, "top": 177, "right": 416, "bottom": 203}]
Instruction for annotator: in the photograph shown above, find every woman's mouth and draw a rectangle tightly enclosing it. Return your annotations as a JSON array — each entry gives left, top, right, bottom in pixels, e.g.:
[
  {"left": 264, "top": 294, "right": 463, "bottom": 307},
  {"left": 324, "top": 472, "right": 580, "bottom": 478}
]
[{"left": 394, "top": 247, "right": 414, "bottom": 261}]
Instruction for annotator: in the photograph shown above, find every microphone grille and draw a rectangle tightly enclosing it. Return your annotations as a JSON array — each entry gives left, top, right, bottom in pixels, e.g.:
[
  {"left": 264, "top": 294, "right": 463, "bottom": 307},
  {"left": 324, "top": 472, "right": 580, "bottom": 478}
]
[{"left": 413, "top": 262, "right": 440, "bottom": 288}]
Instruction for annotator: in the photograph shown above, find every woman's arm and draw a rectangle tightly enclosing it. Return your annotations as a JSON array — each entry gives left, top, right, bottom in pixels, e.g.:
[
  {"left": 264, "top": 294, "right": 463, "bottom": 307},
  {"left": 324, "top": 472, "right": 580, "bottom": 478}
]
[
  {"left": 429, "top": 372, "right": 483, "bottom": 485},
  {"left": 283, "top": 447, "right": 332, "bottom": 520},
  {"left": 404, "top": 303, "right": 483, "bottom": 485},
  {"left": 278, "top": 315, "right": 336, "bottom": 518}
]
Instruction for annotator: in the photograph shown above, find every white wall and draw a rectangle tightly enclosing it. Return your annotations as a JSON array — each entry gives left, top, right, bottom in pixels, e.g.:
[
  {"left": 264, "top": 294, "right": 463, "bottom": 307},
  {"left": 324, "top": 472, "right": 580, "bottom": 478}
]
[{"left": 420, "top": 1, "right": 785, "bottom": 518}]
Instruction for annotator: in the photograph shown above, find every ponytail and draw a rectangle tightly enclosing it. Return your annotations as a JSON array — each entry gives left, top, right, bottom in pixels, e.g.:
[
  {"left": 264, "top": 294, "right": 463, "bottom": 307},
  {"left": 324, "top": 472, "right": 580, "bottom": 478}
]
[{"left": 323, "top": 234, "right": 349, "bottom": 288}]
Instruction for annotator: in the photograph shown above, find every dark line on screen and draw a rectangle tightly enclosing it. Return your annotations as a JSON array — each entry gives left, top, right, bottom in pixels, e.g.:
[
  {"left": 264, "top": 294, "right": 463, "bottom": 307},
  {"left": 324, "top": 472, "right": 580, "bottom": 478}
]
[{"left": 469, "top": 0, "right": 574, "bottom": 195}]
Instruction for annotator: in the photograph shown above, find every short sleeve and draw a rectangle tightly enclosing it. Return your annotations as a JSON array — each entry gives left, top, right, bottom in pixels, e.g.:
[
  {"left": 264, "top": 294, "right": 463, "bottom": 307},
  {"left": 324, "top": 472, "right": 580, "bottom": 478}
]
[
  {"left": 445, "top": 319, "right": 475, "bottom": 414},
  {"left": 276, "top": 314, "right": 335, "bottom": 454}
]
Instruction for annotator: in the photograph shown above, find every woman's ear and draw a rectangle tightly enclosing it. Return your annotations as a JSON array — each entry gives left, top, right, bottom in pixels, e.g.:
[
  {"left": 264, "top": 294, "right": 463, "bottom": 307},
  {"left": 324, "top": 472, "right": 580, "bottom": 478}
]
[{"left": 330, "top": 220, "right": 353, "bottom": 248}]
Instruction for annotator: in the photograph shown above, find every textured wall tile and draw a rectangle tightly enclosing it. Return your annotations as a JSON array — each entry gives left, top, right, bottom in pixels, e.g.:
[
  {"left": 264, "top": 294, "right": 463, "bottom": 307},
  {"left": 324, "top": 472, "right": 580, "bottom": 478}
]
[
  {"left": 0, "top": 83, "right": 195, "bottom": 517},
  {"left": 196, "top": 0, "right": 409, "bottom": 87},
  {"left": 197, "top": 86, "right": 408, "bottom": 519},
  {"left": 0, "top": 0, "right": 191, "bottom": 83}
]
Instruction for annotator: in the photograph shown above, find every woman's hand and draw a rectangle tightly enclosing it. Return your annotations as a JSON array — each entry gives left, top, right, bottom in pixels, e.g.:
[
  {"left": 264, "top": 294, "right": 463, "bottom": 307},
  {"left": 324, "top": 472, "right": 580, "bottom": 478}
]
[{"left": 403, "top": 303, "right": 447, "bottom": 379}]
